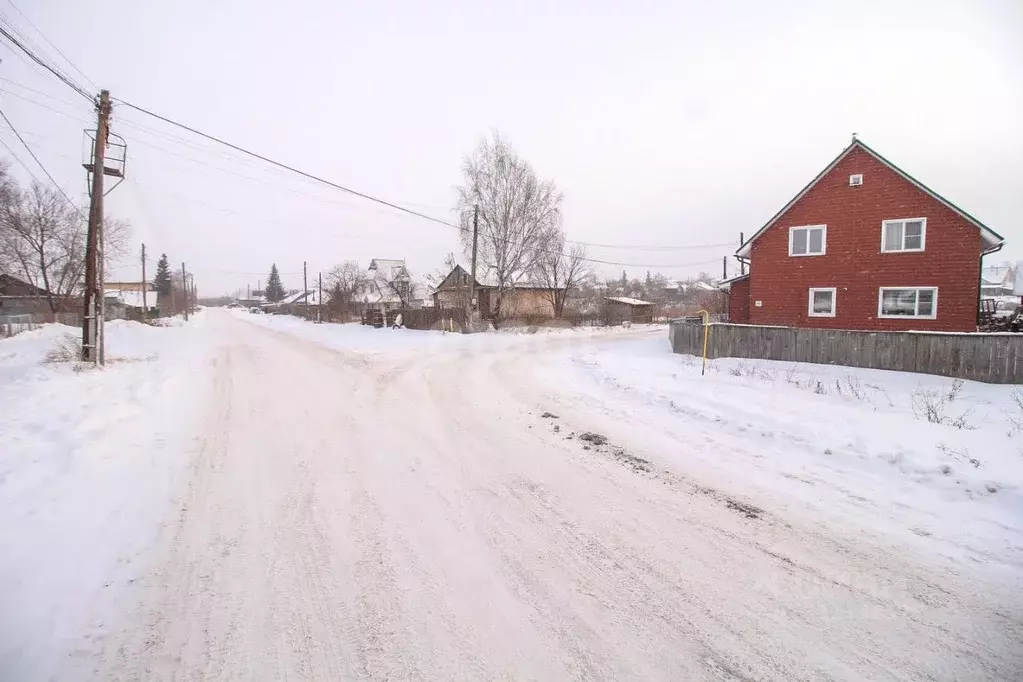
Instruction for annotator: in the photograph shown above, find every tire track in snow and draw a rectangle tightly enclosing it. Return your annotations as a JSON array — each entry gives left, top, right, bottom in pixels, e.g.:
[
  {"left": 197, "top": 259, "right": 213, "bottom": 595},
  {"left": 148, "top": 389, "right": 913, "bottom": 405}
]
[{"left": 87, "top": 312, "right": 1023, "bottom": 681}]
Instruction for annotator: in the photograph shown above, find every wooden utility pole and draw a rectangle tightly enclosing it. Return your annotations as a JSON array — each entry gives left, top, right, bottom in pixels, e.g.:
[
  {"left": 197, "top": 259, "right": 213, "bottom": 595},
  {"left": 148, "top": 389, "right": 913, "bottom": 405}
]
[
  {"left": 81, "top": 90, "right": 111, "bottom": 363},
  {"left": 181, "top": 262, "right": 189, "bottom": 321},
  {"left": 317, "top": 272, "right": 323, "bottom": 323},
  {"left": 722, "top": 256, "right": 727, "bottom": 280},
  {"left": 303, "top": 260, "right": 308, "bottom": 306},
  {"left": 469, "top": 204, "right": 479, "bottom": 313},
  {"left": 141, "top": 243, "right": 148, "bottom": 323}
]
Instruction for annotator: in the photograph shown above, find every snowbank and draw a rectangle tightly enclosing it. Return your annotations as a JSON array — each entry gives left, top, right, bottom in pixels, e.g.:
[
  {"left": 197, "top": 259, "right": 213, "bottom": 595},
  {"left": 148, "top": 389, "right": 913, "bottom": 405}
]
[
  {"left": 543, "top": 337, "right": 1023, "bottom": 574},
  {"left": 0, "top": 313, "right": 215, "bottom": 681}
]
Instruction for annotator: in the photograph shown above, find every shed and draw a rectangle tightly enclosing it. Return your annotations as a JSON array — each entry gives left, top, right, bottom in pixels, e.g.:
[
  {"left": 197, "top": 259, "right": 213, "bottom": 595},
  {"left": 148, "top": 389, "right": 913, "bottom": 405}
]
[{"left": 604, "top": 296, "right": 654, "bottom": 324}]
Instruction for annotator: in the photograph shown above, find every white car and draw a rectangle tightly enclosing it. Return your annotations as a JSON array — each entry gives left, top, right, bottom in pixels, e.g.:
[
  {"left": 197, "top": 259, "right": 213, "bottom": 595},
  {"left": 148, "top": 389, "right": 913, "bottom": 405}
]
[{"left": 249, "top": 307, "right": 263, "bottom": 314}]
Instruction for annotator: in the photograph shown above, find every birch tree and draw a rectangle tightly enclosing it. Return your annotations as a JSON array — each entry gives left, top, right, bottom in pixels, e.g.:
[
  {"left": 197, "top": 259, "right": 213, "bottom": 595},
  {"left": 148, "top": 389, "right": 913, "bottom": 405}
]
[
  {"left": 456, "top": 132, "right": 561, "bottom": 324},
  {"left": 531, "top": 234, "right": 590, "bottom": 318}
]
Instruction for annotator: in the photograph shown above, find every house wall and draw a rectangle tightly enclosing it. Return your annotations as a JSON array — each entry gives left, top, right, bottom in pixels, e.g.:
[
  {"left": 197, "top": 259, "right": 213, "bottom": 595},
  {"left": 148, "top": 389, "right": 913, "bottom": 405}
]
[
  {"left": 434, "top": 288, "right": 471, "bottom": 309},
  {"left": 499, "top": 289, "right": 556, "bottom": 318},
  {"left": 630, "top": 305, "right": 654, "bottom": 324},
  {"left": 605, "top": 301, "right": 653, "bottom": 324},
  {"left": 728, "top": 278, "right": 751, "bottom": 323},
  {"left": 748, "top": 146, "right": 985, "bottom": 332},
  {"left": 0, "top": 296, "right": 53, "bottom": 315}
]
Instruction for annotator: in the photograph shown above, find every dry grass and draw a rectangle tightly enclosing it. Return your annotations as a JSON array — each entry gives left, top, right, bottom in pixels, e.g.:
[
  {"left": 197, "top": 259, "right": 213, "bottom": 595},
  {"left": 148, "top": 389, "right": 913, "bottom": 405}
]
[
  {"left": 911, "top": 380, "right": 975, "bottom": 430},
  {"left": 43, "top": 333, "right": 81, "bottom": 363}
]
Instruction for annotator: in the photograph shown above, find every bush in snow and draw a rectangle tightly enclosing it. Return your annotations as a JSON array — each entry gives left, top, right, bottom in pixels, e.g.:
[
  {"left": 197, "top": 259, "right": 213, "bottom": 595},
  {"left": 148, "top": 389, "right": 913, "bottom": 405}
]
[
  {"left": 43, "top": 334, "right": 81, "bottom": 364},
  {"left": 1006, "top": 388, "right": 1023, "bottom": 437},
  {"left": 910, "top": 379, "right": 975, "bottom": 430}
]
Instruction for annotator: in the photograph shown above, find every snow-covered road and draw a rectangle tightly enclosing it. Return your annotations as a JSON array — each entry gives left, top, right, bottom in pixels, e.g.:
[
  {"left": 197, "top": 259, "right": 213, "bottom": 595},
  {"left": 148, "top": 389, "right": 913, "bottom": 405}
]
[{"left": 5, "top": 310, "right": 1023, "bottom": 680}]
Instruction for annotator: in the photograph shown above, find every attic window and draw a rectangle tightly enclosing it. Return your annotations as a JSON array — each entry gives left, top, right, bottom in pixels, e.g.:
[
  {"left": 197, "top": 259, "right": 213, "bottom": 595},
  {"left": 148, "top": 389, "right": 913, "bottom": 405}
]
[
  {"left": 849, "top": 174, "right": 863, "bottom": 186},
  {"left": 789, "top": 225, "right": 827, "bottom": 257},
  {"left": 461, "top": 273, "right": 469, "bottom": 285}
]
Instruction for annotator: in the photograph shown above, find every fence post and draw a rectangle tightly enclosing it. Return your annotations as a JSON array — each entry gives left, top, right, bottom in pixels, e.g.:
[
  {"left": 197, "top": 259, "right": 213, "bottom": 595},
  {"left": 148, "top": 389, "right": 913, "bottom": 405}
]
[{"left": 696, "top": 309, "right": 711, "bottom": 375}]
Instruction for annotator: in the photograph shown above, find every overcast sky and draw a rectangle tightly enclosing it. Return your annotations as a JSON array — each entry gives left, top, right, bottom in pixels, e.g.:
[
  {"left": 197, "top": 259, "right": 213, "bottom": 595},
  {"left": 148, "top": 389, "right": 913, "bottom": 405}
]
[{"left": 1, "top": 0, "right": 1020, "bottom": 295}]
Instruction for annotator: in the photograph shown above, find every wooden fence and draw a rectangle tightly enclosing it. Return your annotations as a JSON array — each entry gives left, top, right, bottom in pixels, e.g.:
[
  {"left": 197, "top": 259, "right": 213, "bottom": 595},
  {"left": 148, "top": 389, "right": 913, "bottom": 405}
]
[
  {"left": 396, "top": 307, "right": 467, "bottom": 331},
  {"left": 668, "top": 321, "right": 1023, "bottom": 384},
  {"left": 1, "top": 312, "right": 81, "bottom": 338}
]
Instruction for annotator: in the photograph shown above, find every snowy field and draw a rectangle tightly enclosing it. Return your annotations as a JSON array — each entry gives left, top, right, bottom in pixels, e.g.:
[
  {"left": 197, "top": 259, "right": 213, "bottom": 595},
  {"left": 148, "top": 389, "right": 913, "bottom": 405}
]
[{"left": 2, "top": 309, "right": 1022, "bottom": 680}]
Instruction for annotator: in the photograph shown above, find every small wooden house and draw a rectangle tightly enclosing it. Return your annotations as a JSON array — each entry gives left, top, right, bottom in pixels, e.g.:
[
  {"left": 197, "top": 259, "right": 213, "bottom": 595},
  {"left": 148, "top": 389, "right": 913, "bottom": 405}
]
[{"left": 604, "top": 296, "right": 654, "bottom": 324}]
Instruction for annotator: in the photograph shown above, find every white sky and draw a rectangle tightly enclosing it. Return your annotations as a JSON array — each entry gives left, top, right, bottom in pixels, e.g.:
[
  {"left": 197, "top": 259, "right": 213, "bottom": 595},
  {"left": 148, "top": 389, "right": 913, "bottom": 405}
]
[{"left": 0, "top": 0, "right": 1020, "bottom": 295}]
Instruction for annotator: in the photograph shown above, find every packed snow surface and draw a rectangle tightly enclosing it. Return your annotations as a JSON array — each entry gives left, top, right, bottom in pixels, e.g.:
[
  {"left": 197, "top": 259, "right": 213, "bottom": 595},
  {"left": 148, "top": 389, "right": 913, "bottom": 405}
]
[{"left": 2, "top": 309, "right": 1021, "bottom": 680}]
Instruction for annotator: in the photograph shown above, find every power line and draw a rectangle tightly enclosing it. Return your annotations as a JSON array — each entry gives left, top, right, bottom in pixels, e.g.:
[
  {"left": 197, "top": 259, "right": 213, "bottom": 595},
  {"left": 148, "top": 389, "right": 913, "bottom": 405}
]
[
  {"left": 569, "top": 239, "right": 735, "bottom": 251},
  {"left": 3, "top": 0, "right": 98, "bottom": 92},
  {"left": 0, "top": 132, "right": 40, "bottom": 183},
  {"left": 117, "top": 115, "right": 299, "bottom": 179},
  {"left": 121, "top": 130, "right": 428, "bottom": 221},
  {"left": 0, "top": 22, "right": 93, "bottom": 103},
  {"left": 121, "top": 124, "right": 733, "bottom": 256},
  {"left": 0, "top": 104, "right": 83, "bottom": 215},
  {"left": 0, "top": 4, "right": 731, "bottom": 265},
  {"left": 0, "top": 85, "right": 92, "bottom": 122},
  {"left": 114, "top": 98, "right": 463, "bottom": 230},
  {"left": 0, "top": 74, "right": 85, "bottom": 108},
  {"left": 188, "top": 266, "right": 304, "bottom": 276},
  {"left": 113, "top": 98, "right": 731, "bottom": 269}
]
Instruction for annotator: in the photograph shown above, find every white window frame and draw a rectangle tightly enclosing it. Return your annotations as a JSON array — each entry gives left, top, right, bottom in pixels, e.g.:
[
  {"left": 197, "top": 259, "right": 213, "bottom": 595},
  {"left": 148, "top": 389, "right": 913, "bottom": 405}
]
[
  {"left": 880, "top": 218, "right": 927, "bottom": 253},
  {"left": 849, "top": 173, "right": 863, "bottom": 186},
  {"left": 877, "top": 287, "right": 938, "bottom": 320},
  {"left": 788, "top": 225, "right": 827, "bottom": 257},
  {"left": 808, "top": 287, "right": 836, "bottom": 317}
]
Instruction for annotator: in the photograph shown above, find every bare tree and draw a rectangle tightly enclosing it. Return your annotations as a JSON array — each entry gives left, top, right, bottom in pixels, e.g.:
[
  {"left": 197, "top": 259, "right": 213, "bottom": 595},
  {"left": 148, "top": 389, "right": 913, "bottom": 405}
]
[
  {"left": 456, "top": 132, "right": 561, "bottom": 324},
  {"left": 424, "top": 252, "right": 459, "bottom": 289},
  {"left": 383, "top": 269, "right": 414, "bottom": 308},
  {"left": 531, "top": 233, "right": 591, "bottom": 318},
  {"left": 324, "top": 260, "right": 367, "bottom": 318},
  {"left": 0, "top": 161, "right": 131, "bottom": 313},
  {"left": 1, "top": 181, "right": 86, "bottom": 313}
]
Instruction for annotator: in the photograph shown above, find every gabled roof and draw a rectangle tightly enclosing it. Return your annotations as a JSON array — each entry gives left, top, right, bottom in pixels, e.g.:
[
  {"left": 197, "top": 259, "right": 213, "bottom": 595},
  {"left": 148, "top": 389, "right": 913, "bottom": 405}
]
[
  {"left": 432, "top": 264, "right": 480, "bottom": 294},
  {"left": 368, "top": 259, "right": 408, "bottom": 278},
  {"left": 736, "top": 138, "right": 1005, "bottom": 258},
  {"left": 0, "top": 273, "right": 49, "bottom": 296}
]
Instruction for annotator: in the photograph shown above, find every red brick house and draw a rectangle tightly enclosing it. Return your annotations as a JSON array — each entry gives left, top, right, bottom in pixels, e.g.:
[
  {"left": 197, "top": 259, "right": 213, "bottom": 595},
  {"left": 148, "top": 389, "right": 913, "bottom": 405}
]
[{"left": 724, "top": 138, "right": 1005, "bottom": 332}]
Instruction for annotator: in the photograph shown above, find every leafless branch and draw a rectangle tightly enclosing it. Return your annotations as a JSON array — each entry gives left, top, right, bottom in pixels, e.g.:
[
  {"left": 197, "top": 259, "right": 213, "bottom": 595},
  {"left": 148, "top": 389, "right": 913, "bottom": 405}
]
[{"left": 455, "top": 132, "right": 562, "bottom": 324}]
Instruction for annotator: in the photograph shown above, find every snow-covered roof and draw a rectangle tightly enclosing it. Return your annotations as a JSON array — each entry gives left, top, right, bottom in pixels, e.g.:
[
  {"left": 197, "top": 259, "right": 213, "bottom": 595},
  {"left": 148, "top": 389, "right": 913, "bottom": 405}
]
[
  {"left": 716, "top": 273, "right": 750, "bottom": 291},
  {"left": 605, "top": 296, "right": 653, "bottom": 306},
  {"left": 273, "top": 289, "right": 324, "bottom": 305},
  {"left": 692, "top": 281, "right": 717, "bottom": 291},
  {"left": 104, "top": 289, "right": 156, "bottom": 309},
  {"left": 368, "top": 259, "right": 408, "bottom": 279},
  {"left": 982, "top": 264, "right": 1014, "bottom": 286}
]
